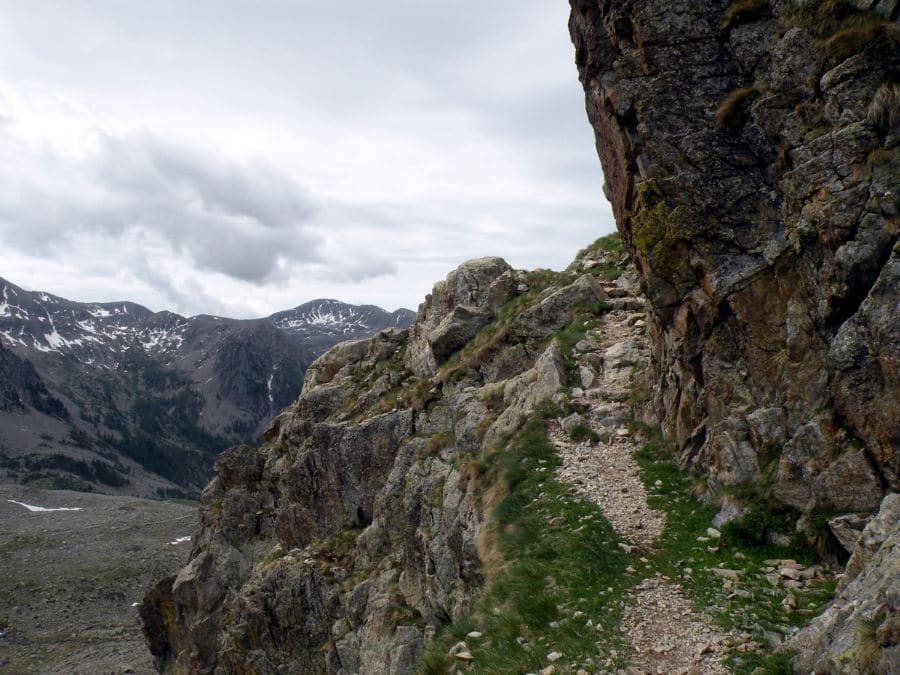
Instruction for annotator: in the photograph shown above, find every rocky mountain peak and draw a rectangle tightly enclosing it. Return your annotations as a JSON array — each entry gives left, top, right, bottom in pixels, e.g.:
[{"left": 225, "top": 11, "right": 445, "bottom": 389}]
[{"left": 0, "top": 278, "right": 414, "bottom": 497}]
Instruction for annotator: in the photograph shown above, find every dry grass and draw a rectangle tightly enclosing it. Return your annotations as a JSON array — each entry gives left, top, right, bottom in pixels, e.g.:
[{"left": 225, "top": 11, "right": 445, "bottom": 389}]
[
  {"left": 722, "top": 0, "right": 771, "bottom": 29},
  {"left": 474, "top": 481, "right": 509, "bottom": 580},
  {"left": 716, "top": 85, "right": 762, "bottom": 129},
  {"left": 780, "top": 0, "right": 862, "bottom": 35},
  {"left": 867, "top": 81, "right": 900, "bottom": 135},
  {"left": 821, "top": 19, "right": 900, "bottom": 60}
]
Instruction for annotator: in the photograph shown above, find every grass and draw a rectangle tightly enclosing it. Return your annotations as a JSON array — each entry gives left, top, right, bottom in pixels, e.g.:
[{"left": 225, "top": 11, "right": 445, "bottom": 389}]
[
  {"left": 568, "top": 233, "right": 627, "bottom": 280},
  {"left": 418, "top": 408, "right": 837, "bottom": 673},
  {"left": 632, "top": 430, "right": 837, "bottom": 674},
  {"left": 867, "top": 81, "right": 900, "bottom": 134},
  {"left": 569, "top": 423, "right": 600, "bottom": 444},
  {"left": 421, "top": 414, "right": 632, "bottom": 673},
  {"left": 820, "top": 19, "right": 900, "bottom": 60},
  {"left": 779, "top": 0, "right": 899, "bottom": 61},
  {"left": 716, "top": 86, "right": 763, "bottom": 130},
  {"left": 780, "top": 0, "right": 865, "bottom": 35}
]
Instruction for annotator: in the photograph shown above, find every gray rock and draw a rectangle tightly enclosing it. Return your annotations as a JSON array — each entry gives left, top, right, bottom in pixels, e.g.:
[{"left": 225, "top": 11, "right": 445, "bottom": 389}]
[
  {"left": 789, "top": 493, "right": 900, "bottom": 674},
  {"left": 509, "top": 275, "right": 606, "bottom": 343},
  {"left": 570, "top": 0, "right": 894, "bottom": 524},
  {"left": 827, "top": 513, "right": 873, "bottom": 555},
  {"left": 428, "top": 305, "right": 493, "bottom": 364}
]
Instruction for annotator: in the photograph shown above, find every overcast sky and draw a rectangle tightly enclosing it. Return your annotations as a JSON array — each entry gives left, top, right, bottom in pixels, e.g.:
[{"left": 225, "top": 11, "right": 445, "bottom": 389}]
[{"left": 0, "top": 0, "right": 615, "bottom": 318}]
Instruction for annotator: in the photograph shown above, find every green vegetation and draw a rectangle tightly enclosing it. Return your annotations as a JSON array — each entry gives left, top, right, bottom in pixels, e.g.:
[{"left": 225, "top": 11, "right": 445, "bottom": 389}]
[
  {"left": 569, "top": 233, "right": 627, "bottom": 280},
  {"left": 422, "top": 414, "right": 632, "bottom": 673},
  {"left": 102, "top": 389, "right": 231, "bottom": 488},
  {"left": 419, "top": 400, "right": 834, "bottom": 672},
  {"left": 632, "top": 429, "right": 836, "bottom": 674},
  {"left": 568, "top": 423, "right": 600, "bottom": 444},
  {"left": 312, "top": 528, "right": 364, "bottom": 567},
  {"left": 16, "top": 452, "right": 129, "bottom": 488}
]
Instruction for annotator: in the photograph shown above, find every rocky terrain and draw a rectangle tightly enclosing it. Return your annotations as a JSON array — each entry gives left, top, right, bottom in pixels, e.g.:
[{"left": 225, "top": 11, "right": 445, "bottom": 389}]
[
  {"left": 136, "top": 2, "right": 899, "bottom": 670},
  {"left": 569, "top": 0, "right": 897, "bottom": 533},
  {"left": 13, "top": 0, "right": 886, "bottom": 672},
  {"left": 0, "top": 484, "right": 197, "bottom": 673},
  {"left": 137, "top": 232, "right": 875, "bottom": 674},
  {"left": 0, "top": 277, "right": 414, "bottom": 497}
]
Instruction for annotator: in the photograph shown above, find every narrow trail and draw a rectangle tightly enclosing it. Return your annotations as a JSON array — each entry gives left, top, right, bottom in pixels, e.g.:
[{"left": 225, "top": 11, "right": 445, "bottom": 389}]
[{"left": 550, "top": 277, "right": 732, "bottom": 674}]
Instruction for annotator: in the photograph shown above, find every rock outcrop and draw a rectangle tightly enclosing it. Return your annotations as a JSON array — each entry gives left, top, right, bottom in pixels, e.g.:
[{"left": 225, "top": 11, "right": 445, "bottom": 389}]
[
  {"left": 141, "top": 255, "right": 613, "bottom": 673},
  {"left": 789, "top": 492, "right": 899, "bottom": 673},
  {"left": 569, "top": 1, "right": 898, "bottom": 670},
  {"left": 569, "top": 0, "right": 897, "bottom": 517}
]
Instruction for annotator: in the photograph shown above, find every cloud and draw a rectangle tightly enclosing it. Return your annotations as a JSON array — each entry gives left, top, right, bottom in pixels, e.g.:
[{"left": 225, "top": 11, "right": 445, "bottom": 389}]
[
  {"left": 0, "top": 119, "right": 326, "bottom": 284},
  {"left": 0, "top": 1, "right": 616, "bottom": 317}
]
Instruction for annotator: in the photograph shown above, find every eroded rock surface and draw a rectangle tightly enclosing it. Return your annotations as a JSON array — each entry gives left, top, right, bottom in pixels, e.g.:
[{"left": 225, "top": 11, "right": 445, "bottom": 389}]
[
  {"left": 140, "top": 258, "right": 608, "bottom": 673},
  {"left": 788, "top": 492, "right": 899, "bottom": 674},
  {"left": 569, "top": 0, "right": 898, "bottom": 511}
]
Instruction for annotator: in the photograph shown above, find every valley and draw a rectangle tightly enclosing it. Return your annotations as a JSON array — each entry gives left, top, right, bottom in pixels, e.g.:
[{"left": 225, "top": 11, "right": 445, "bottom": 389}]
[
  {"left": 0, "top": 278, "right": 414, "bottom": 498},
  {"left": 0, "top": 484, "right": 197, "bottom": 673}
]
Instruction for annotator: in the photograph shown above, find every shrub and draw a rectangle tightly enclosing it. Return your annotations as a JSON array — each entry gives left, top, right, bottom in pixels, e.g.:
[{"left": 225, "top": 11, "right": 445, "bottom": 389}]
[{"left": 569, "top": 423, "right": 600, "bottom": 444}]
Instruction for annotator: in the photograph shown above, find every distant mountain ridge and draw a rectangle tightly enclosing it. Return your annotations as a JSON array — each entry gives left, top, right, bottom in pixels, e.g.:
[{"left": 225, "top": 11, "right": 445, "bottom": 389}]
[{"left": 0, "top": 276, "right": 415, "bottom": 497}]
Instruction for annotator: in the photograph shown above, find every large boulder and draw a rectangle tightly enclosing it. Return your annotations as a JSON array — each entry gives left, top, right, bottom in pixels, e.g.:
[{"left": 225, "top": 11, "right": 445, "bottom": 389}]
[{"left": 406, "top": 257, "right": 513, "bottom": 377}]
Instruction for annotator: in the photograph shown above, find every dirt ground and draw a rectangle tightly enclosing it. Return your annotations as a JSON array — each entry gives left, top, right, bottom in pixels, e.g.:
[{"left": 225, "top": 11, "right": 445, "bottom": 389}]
[{"left": 0, "top": 484, "right": 197, "bottom": 674}]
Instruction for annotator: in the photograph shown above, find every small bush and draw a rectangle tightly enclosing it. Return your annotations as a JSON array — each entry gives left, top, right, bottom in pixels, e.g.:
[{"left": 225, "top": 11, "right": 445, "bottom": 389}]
[
  {"left": 867, "top": 81, "right": 900, "bottom": 134},
  {"left": 854, "top": 610, "right": 887, "bottom": 671},
  {"left": 569, "top": 423, "right": 600, "bottom": 444}
]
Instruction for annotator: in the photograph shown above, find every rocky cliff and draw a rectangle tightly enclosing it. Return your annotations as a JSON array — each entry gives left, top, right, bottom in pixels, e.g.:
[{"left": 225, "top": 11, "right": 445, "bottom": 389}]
[
  {"left": 140, "top": 250, "right": 623, "bottom": 673},
  {"left": 570, "top": 0, "right": 897, "bottom": 540},
  {"left": 139, "top": 1, "right": 898, "bottom": 672}
]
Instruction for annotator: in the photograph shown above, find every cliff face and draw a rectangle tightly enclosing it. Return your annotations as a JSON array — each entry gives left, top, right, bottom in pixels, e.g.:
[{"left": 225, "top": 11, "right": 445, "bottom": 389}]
[
  {"left": 140, "top": 253, "right": 619, "bottom": 673},
  {"left": 569, "top": 0, "right": 898, "bottom": 523}
]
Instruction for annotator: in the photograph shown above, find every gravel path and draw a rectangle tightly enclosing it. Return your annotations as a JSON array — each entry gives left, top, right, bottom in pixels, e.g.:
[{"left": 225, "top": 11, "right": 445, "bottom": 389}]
[
  {"left": 621, "top": 575, "right": 730, "bottom": 675},
  {"left": 551, "top": 282, "right": 732, "bottom": 673}
]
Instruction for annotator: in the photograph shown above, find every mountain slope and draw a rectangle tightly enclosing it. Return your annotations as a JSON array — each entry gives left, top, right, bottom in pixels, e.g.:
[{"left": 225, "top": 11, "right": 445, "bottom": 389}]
[{"left": 0, "top": 277, "right": 413, "bottom": 497}]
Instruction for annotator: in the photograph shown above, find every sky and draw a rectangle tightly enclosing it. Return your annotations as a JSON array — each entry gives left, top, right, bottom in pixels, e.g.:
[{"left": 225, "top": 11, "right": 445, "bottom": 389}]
[{"left": 0, "top": 0, "right": 615, "bottom": 318}]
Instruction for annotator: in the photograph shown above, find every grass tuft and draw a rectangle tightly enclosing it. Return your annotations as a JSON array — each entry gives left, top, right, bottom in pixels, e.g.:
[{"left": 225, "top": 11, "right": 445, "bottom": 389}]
[
  {"left": 722, "top": 0, "right": 772, "bottom": 29},
  {"left": 716, "top": 86, "right": 763, "bottom": 130},
  {"left": 867, "top": 81, "right": 900, "bottom": 134}
]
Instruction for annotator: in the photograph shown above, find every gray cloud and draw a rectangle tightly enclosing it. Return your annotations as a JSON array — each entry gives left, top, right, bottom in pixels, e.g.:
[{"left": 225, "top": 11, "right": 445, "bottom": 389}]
[
  {"left": 0, "top": 0, "right": 615, "bottom": 317},
  {"left": 0, "top": 126, "right": 327, "bottom": 283}
]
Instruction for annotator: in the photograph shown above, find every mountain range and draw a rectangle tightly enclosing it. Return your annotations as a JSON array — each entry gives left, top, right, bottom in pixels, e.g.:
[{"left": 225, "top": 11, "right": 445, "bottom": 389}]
[{"left": 0, "top": 276, "right": 415, "bottom": 497}]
